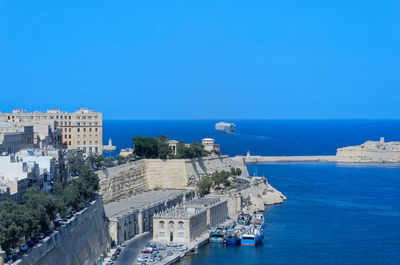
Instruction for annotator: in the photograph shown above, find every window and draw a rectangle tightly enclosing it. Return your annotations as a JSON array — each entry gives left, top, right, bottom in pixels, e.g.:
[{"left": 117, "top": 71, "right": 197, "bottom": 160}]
[
  {"left": 90, "top": 134, "right": 92, "bottom": 139},
  {"left": 95, "top": 128, "right": 98, "bottom": 132},
  {"left": 69, "top": 141, "right": 71, "bottom": 145},
  {"left": 84, "top": 135, "right": 86, "bottom": 139},
  {"left": 95, "top": 141, "right": 98, "bottom": 145},
  {"left": 77, "top": 141, "right": 80, "bottom": 145},
  {"left": 89, "top": 141, "right": 92, "bottom": 145},
  {"left": 84, "top": 141, "right": 86, "bottom": 145},
  {"left": 95, "top": 134, "right": 98, "bottom": 138},
  {"left": 159, "top": 221, "right": 165, "bottom": 228},
  {"left": 69, "top": 128, "right": 71, "bottom": 132},
  {"left": 178, "top": 232, "right": 184, "bottom": 238},
  {"left": 77, "top": 134, "right": 80, "bottom": 139},
  {"left": 89, "top": 128, "right": 92, "bottom": 132},
  {"left": 83, "top": 128, "right": 86, "bottom": 132},
  {"left": 178, "top": 221, "right": 184, "bottom": 229},
  {"left": 169, "top": 221, "right": 174, "bottom": 228},
  {"left": 159, "top": 232, "right": 165, "bottom": 237},
  {"left": 95, "top": 147, "right": 98, "bottom": 153},
  {"left": 77, "top": 128, "right": 80, "bottom": 132}
]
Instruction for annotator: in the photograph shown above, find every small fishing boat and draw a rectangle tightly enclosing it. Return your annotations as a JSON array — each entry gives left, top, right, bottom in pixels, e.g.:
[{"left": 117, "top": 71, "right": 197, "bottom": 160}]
[
  {"left": 241, "top": 225, "right": 263, "bottom": 246},
  {"left": 209, "top": 230, "right": 224, "bottom": 243}
]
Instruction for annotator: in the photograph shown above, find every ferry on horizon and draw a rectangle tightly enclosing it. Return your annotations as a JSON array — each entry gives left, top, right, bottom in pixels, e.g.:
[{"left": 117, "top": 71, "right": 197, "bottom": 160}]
[{"left": 215, "top": 122, "right": 236, "bottom": 134}]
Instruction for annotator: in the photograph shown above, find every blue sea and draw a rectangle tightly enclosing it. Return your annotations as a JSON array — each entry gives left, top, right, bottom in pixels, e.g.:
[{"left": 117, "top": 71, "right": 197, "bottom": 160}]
[{"left": 104, "top": 120, "right": 400, "bottom": 265}]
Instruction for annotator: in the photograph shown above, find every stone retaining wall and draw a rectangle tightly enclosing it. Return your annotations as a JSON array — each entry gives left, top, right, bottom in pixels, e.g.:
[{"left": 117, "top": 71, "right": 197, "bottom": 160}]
[
  {"left": 97, "top": 156, "right": 249, "bottom": 202},
  {"left": 14, "top": 196, "right": 111, "bottom": 265}
]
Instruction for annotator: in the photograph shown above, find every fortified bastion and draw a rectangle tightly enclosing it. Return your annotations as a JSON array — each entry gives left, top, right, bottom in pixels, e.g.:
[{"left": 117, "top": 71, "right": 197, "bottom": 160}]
[
  {"left": 336, "top": 137, "right": 400, "bottom": 163},
  {"left": 96, "top": 155, "right": 249, "bottom": 203}
]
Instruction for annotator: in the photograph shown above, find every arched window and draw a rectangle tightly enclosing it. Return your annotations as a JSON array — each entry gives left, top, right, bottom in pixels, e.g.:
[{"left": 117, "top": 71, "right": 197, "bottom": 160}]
[
  {"left": 169, "top": 221, "right": 175, "bottom": 228},
  {"left": 159, "top": 221, "right": 165, "bottom": 228},
  {"left": 178, "top": 221, "right": 184, "bottom": 229}
]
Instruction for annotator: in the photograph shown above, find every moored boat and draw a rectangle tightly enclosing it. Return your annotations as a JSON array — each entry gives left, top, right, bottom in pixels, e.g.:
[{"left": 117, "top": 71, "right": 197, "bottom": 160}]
[
  {"left": 241, "top": 225, "right": 263, "bottom": 246},
  {"left": 209, "top": 230, "right": 225, "bottom": 243}
]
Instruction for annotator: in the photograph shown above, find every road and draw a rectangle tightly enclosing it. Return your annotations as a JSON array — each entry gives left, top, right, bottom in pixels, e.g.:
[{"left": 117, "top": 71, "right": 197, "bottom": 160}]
[{"left": 115, "top": 232, "right": 152, "bottom": 265}]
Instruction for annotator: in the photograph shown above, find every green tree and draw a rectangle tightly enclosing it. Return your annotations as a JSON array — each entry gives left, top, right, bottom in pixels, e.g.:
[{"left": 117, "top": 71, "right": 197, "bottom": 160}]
[
  {"left": 197, "top": 176, "right": 213, "bottom": 196},
  {"left": 157, "top": 135, "right": 172, "bottom": 159},
  {"left": 104, "top": 156, "right": 115, "bottom": 167},
  {"left": 133, "top": 136, "right": 160, "bottom": 158},
  {"left": 116, "top": 155, "right": 127, "bottom": 164},
  {"left": 67, "top": 150, "right": 85, "bottom": 175}
]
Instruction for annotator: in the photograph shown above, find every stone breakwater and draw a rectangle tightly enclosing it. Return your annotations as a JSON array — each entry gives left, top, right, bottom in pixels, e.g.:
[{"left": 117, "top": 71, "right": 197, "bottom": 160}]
[
  {"left": 97, "top": 156, "right": 249, "bottom": 202},
  {"left": 244, "top": 138, "right": 400, "bottom": 164}
]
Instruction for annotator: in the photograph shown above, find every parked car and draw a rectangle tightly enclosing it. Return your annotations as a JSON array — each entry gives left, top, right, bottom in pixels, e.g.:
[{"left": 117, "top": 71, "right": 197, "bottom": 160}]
[
  {"left": 36, "top": 233, "right": 46, "bottom": 240},
  {"left": 65, "top": 213, "right": 73, "bottom": 219},
  {"left": 137, "top": 254, "right": 148, "bottom": 262},
  {"left": 156, "top": 255, "right": 163, "bottom": 261},
  {"left": 167, "top": 250, "right": 173, "bottom": 256},
  {"left": 54, "top": 219, "right": 64, "bottom": 227},
  {"left": 26, "top": 240, "right": 35, "bottom": 248},
  {"left": 179, "top": 245, "right": 188, "bottom": 251},
  {"left": 152, "top": 249, "right": 159, "bottom": 254},
  {"left": 141, "top": 247, "right": 153, "bottom": 253},
  {"left": 166, "top": 242, "right": 177, "bottom": 247},
  {"left": 20, "top": 244, "right": 28, "bottom": 252},
  {"left": 7, "top": 252, "right": 18, "bottom": 262},
  {"left": 120, "top": 243, "right": 126, "bottom": 247},
  {"left": 149, "top": 256, "right": 156, "bottom": 262},
  {"left": 106, "top": 261, "right": 113, "bottom": 265},
  {"left": 156, "top": 244, "right": 166, "bottom": 250}
]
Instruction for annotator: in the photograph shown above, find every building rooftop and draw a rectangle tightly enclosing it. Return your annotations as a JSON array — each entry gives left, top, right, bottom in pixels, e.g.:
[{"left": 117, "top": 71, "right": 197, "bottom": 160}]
[
  {"left": 155, "top": 206, "right": 205, "bottom": 219},
  {"left": 186, "top": 197, "right": 220, "bottom": 207},
  {"left": 154, "top": 197, "right": 222, "bottom": 219},
  {"left": 104, "top": 189, "right": 190, "bottom": 218}
]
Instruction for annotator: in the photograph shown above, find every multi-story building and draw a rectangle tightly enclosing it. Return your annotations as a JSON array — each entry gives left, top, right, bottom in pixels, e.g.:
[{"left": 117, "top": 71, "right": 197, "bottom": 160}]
[
  {"left": 153, "top": 197, "right": 228, "bottom": 243},
  {"left": 0, "top": 154, "right": 44, "bottom": 203},
  {"left": 0, "top": 122, "right": 35, "bottom": 154},
  {"left": 0, "top": 108, "right": 103, "bottom": 154}
]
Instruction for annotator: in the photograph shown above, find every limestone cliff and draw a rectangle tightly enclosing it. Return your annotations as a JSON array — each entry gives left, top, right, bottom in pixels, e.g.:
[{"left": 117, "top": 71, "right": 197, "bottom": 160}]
[
  {"left": 240, "top": 177, "right": 286, "bottom": 213},
  {"left": 97, "top": 156, "right": 249, "bottom": 202}
]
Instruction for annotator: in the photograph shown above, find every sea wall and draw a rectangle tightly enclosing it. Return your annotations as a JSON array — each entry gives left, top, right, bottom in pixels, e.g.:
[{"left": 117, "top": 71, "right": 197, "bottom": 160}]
[
  {"left": 14, "top": 196, "right": 111, "bottom": 265},
  {"left": 97, "top": 156, "right": 249, "bottom": 202}
]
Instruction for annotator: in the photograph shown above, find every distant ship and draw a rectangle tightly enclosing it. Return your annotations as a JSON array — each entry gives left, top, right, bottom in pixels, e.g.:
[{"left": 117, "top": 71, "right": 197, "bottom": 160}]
[{"left": 215, "top": 122, "right": 236, "bottom": 134}]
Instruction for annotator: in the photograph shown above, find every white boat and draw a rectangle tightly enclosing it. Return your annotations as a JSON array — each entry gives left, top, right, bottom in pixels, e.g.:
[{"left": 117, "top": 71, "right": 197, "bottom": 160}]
[{"left": 215, "top": 122, "right": 236, "bottom": 134}]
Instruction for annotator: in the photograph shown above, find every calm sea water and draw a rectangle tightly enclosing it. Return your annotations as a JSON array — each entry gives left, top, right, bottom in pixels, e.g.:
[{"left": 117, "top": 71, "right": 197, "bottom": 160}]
[{"left": 104, "top": 120, "right": 400, "bottom": 265}]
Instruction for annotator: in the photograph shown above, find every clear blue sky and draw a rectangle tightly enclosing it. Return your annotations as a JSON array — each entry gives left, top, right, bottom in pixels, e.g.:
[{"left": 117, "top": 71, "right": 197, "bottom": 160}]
[{"left": 1, "top": 0, "right": 399, "bottom": 119}]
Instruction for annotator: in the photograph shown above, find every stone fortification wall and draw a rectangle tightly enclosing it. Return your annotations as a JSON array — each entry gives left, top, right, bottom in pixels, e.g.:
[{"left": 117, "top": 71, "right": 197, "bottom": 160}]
[
  {"left": 97, "top": 156, "right": 249, "bottom": 202},
  {"left": 185, "top": 156, "right": 248, "bottom": 186},
  {"left": 97, "top": 160, "right": 148, "bottom": 202},
  {"left": 336, "top": 140, "right": 400, "bottom": 163},
  {"left": 14, "top": 196, "right": 110, "bottom": 265}
]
